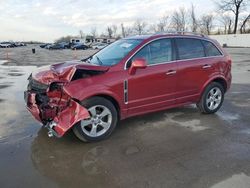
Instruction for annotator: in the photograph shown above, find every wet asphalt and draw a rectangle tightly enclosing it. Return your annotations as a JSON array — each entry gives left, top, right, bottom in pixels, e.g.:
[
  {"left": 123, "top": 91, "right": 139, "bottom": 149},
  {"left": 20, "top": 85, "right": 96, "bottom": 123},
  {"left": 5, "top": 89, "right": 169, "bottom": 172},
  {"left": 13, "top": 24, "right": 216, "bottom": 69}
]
[{"left": 0, "top": 47, "right": 250, "bottom": 188}]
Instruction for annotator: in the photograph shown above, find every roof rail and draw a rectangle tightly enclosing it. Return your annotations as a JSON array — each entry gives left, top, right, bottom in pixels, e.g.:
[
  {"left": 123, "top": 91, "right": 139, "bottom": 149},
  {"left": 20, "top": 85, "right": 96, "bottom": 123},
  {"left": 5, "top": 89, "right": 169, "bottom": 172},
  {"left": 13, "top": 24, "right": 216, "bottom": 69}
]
[{"left": 153, "top": 31, "right": 207, "bottom": 37}]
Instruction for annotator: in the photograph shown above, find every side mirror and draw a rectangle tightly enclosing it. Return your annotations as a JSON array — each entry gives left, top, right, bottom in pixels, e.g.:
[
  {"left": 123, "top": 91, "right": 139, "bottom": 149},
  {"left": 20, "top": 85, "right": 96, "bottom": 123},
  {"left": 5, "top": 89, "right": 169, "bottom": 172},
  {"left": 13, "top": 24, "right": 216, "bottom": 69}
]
[{"left": 129, "top": 58, "right": 147, "bottom": 75}]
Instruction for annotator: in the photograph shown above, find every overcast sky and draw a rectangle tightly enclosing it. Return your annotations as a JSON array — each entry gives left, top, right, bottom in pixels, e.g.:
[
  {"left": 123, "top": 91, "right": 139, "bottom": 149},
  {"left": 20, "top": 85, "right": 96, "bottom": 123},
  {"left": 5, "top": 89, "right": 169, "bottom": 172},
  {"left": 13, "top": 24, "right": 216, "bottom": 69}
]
[{"left": 0, "top": 0, "right": 217, "bottom": 42}]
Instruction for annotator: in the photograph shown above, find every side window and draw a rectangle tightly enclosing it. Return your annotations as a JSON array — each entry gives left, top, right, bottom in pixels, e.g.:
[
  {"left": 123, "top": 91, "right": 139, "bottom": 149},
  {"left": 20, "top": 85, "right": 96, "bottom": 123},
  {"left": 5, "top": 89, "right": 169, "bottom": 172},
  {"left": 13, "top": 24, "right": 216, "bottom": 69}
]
[
  {"left": 202, "top": 40, "right": 222, "bottom": 57},
  {"left": 131, "top": 45, "right": 150, "bottom": 64},
  {"left": 176, "top": 38, "right": 205, "bottom": 60},
  {"left": 129, "top": 39, "right": 172, "bottom": 67}
]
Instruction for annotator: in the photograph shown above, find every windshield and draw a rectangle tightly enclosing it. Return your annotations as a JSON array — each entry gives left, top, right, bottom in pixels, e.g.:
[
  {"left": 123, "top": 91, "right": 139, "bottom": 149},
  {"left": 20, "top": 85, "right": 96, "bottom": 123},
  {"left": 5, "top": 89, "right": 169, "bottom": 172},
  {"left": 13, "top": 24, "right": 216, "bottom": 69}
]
[{"left": 87, "top": 39, "right": 142, "bottom": 66}]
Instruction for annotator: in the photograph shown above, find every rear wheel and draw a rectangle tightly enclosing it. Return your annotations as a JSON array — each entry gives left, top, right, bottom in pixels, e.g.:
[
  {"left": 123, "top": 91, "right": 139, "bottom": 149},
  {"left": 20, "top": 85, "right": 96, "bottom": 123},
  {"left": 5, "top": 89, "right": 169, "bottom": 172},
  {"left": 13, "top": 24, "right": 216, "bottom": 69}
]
[
  {"left": 73, "top": 97, "right": 118, "bottom": 142},
  {"left": 197, "top": 82, "right": 224, "bottom": 114}
]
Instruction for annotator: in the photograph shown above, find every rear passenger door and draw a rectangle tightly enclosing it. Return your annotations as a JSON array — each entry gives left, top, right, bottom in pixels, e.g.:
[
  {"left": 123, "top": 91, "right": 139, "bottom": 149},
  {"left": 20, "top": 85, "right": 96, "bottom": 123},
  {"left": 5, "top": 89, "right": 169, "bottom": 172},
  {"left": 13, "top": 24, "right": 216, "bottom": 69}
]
[{"left": 174, "top": 38, "right": 216, "bottom": 103}]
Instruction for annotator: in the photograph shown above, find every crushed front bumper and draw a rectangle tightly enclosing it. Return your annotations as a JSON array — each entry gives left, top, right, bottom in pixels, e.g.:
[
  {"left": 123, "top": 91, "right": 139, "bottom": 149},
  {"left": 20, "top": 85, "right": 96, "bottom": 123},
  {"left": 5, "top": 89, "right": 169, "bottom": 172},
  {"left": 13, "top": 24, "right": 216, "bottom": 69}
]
[{"left": 24, "top": 90, "right": 90, "bottom": 137}]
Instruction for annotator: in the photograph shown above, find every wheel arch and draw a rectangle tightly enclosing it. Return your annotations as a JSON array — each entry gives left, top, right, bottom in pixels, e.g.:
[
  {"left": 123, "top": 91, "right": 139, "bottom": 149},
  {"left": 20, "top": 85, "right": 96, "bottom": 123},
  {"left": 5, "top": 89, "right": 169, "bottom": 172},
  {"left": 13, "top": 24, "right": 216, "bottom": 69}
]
[
  {"left": 199, "top": 76, "right": 228, "bottom": 100},
  {"left": 84, "top": 94, "right": 121, "bottom": 120},
  {"left": 211, "top": 77, "right": 227, "bottom": 92}
]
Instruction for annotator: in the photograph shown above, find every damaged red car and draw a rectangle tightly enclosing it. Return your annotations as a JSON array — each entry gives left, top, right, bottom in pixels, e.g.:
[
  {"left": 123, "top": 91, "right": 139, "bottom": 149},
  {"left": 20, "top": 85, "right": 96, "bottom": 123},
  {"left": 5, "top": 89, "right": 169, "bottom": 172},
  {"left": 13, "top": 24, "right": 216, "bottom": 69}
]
[{"left": 24, "top": 33, "right": 232, "bottom": 142}]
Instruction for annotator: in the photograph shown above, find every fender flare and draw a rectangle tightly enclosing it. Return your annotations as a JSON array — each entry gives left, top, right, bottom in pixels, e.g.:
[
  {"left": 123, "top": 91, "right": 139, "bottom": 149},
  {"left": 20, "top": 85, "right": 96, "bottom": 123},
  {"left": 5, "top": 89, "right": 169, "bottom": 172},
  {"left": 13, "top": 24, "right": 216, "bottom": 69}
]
[{"left": 199, "top": 75, "right": 228, "bottom": 99}]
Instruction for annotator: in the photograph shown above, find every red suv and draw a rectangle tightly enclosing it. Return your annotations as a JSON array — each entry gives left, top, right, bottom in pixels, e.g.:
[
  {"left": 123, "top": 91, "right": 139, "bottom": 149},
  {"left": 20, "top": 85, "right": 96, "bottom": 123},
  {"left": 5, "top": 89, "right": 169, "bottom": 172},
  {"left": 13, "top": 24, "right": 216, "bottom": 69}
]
[{"left": 24, "top": 33, "right": 232, "bottom": 142}]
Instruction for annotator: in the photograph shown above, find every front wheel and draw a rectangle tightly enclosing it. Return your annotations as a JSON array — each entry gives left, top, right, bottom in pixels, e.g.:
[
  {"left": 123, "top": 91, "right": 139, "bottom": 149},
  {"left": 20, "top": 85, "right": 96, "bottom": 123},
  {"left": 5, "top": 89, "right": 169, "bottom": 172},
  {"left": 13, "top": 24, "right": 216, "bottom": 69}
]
[
  {"left": 73, "top": 97, "right": 118, "bottom": 142},
  {"left": 197, "top": 82, "right": 224, "bottom": 114}
]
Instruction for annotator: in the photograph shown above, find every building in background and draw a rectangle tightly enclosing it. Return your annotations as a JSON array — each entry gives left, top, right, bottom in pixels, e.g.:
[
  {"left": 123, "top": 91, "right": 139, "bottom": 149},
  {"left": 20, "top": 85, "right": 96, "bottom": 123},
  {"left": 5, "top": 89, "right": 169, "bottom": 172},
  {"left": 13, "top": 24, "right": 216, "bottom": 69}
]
[{"left": 70, "top": 36, "right": 116, "bottom": 45}]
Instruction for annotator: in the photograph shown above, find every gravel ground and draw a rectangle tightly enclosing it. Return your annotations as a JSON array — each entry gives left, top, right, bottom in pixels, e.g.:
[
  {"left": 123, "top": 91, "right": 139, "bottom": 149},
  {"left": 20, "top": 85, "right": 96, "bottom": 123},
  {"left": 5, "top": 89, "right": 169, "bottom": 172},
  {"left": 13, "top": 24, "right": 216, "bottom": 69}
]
[{"left": 0, "top": 44, "right": 97, "bottom": 66}]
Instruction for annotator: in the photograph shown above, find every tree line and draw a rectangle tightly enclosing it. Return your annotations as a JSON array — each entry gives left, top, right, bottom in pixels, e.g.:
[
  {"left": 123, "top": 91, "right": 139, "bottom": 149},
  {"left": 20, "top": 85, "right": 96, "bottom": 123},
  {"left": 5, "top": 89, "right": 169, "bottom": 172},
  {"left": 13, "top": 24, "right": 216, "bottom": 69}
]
[{"left": 55, "top": 0, "right": 250, "bottom": 43}]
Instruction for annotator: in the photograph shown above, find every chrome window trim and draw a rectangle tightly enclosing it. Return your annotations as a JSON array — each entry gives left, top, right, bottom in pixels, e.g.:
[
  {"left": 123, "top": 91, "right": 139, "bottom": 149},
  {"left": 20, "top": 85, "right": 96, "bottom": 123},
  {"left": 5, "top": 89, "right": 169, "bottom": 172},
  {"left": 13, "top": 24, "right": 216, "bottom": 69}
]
[
  {"left": 175, "top": 54, "right": 224, "bottom": 63},
  {"left": 124, "top": 36, "right": 224, "bottom": 70},
  {"left": 146, "top": 55, "right": 224, "bottom": 67}
]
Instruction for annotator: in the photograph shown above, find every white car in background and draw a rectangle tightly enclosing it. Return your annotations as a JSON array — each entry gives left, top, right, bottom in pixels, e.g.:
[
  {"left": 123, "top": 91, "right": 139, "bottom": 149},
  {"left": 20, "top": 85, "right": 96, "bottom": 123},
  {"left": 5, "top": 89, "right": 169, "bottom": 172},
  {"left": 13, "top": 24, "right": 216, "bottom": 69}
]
[
  {"left": 92, "top": 43, "right": 108, "bottom": 50},
  {"left": 0, "top": 42, "right": 12, "bottom": 48}
]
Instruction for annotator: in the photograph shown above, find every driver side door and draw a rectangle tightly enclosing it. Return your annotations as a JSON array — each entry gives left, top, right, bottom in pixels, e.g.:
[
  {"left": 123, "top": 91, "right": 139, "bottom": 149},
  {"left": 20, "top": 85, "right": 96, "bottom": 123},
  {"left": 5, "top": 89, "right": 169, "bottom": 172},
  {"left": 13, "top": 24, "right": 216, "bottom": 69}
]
[{"left": 126, "top": 38, "right": 177, "bottom": 116}]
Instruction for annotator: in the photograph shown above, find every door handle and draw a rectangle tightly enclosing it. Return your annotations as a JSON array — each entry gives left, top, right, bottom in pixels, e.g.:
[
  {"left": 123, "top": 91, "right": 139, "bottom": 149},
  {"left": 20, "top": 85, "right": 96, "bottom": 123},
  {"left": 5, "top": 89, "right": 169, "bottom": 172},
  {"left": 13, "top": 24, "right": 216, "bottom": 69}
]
[
  {"left": 166, "top": 70, "right": 177, "bottom": 75},
  {"left": 202, "top": 64, "right": 212, "bottom": 69}
]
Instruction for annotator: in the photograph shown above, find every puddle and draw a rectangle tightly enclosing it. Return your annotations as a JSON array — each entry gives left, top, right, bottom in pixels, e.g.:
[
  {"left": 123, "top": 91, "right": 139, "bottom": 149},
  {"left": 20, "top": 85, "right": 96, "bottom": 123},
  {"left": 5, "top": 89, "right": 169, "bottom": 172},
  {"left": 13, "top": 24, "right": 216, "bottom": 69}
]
[
  {"left": 210, "top": 173, "right": 250, "bottom": 188},
  {"left": 81, "top": 146, "right": 109, "bottom": 175},
  {"left": 216, "top": 111, "right": 240, "bottom": 123},
  {"left": 165, "top": 112, "right": 208, "bottom": 132},
  {"left": 145, "top": 112, "right": 209, "bottom": 132},
  {"left": 125, "top": 145, "right": 140, "bottom": 155},
  {"left": 0, "top": 60, "right": 9, "bottom": 65},
  {"left": 0, "top": 63, "right": 36, "bottom": 141},
  {"left": 239, "top": 129, "right": 250, "bottom": 135},
  {"left": 231, "top": 99, "right": 250, "bottom": 107}
]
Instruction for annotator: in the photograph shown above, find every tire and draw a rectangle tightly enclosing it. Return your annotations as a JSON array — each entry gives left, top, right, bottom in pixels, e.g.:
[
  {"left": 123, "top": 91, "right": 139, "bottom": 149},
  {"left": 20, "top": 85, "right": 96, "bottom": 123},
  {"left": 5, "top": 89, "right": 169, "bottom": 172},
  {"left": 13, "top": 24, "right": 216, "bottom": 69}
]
[
  {"left": 197, "top": 82, "right": 225, "bottom": 114},
  {"left": 73, "top": 97, "right": 118, "bottom": 142}
]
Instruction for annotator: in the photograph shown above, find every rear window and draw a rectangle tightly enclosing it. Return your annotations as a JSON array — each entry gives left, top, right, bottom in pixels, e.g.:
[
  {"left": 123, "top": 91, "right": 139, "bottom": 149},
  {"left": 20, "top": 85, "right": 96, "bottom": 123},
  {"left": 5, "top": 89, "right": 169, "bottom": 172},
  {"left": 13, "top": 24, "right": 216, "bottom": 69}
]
[
  {"left": 202, "top": 40, "right": 222, "bottom": 57},
  {"left": 176, "top": 38, "right": 205, "bottom": 60}
]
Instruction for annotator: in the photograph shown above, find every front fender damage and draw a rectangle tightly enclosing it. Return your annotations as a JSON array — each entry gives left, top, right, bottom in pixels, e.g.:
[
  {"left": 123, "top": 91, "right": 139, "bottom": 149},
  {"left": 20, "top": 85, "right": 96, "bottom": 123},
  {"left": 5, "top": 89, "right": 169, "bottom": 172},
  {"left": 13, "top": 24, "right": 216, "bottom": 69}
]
[
  {"left": 25, "top": 62, "right": 109, "bottom": 138},
  {"left": 46, "top": 100, "right": 90, "bottom": 137},
  {"left": 25, "top": 84, "right": 90, "bottom": 138}
]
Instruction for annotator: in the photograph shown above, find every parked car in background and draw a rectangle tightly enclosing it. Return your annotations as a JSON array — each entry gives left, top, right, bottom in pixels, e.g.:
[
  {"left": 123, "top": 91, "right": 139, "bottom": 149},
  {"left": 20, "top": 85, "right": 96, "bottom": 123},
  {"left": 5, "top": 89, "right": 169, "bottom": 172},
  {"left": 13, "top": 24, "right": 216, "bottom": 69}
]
[
  {"left": 15, "top": 42, "right": 26, "bottom": 47},
  {"left": 0, "top": 41, "right": 26, "bottom": 48},
  {"left": 59, "top": 42, "right": 70, "bottom": 49},
  {"left": 24, "top": 33, "right": 232, "bottom": 142},
  {"left": 70, "top": 38, "right": 85, "bottom": 45},
  {"left": 40, "top": 43, "right": 52, "bottom": 48},
  {"left": 71, "top": 43, "right": 88, "bottom": 50},
  {"left": 0, "top": 42, "right": 14, "bottom": 48},
  {"left": 48, "top": 43, "right": 65, "bottom": 50},
  {"left": 92, "top": 43, "right": 108, "bottom": 50},
  {"left": 42, "top": 42, "right": 70, "bottom": 49},
  {"left": 45, "top": 44, "right": 52, "bottom": 49}
]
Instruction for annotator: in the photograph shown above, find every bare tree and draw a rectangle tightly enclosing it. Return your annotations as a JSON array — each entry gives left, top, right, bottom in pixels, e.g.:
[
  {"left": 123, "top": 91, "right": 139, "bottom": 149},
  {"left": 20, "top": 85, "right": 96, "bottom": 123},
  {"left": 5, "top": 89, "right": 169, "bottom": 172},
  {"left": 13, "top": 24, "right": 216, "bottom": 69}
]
[
  {"left": 106, "top": 26, "right": 113, "bottom": 38},
  {"left": 55, "top": 35, "right": 74, "bottom": 43},
  {"left": 171, "top": 7, "right": 187, "bottom": 31},
  {"left": 240, "top": 14, "right": 250, "bottom": 33},
  {"left": 246, "top": 18, "right": 250, "bottom": 32},
  {"left": 217, "top": 0, "right": 249, "bottom": 34},
  {"left": 149, "top": 24, "right": 158, "bottom": 33},
  {"left": 157, "top": 15, "right": 169, "bottom": 32},
  {"left": 125, "top": 27, "right": 134, "bottom": 37},
  {"left": 133, "top": 19, "right": 147, "bottom": 35},
  {"left": 120, "top": 23, "right": 134, "bottom": 37},
  {"left": 121, "top": 23, "right": 126, "bottom": 38},
  {"left": 220, "top": 14, "right": 233, "bottom": 34},
  {"left": 90, "top": 27, "right": 97, "bottom": 38},
  {"left": 201, "top": 14, "right": 214, "bottom": 35},
  {"left": 190, "top": 4, "right": 198, "bottom": 32},
  {"left": 148, "top": 15, "right": 169, "bottom": 33},
  {"left": 112, "top": 25, "right": 118, "bottom": 38},
  {"left": 79, "top": 30, "right": 85, "bottom": 39}
]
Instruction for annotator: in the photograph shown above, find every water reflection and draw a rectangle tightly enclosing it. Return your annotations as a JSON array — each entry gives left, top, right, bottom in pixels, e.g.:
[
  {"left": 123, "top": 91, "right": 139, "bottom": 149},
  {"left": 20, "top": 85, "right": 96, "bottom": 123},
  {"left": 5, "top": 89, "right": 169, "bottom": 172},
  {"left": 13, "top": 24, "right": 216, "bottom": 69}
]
[
  {"left": 0, "top": 63, "right": 36, "bottom": 142},
  {"left": 31, "top": 129, "right": 114, "bottom": 188}
]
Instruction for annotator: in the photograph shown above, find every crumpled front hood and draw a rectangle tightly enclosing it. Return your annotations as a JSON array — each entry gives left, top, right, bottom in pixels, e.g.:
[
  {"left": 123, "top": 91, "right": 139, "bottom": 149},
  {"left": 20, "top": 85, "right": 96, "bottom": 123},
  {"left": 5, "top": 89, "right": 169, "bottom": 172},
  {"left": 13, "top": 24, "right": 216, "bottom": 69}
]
[{"left": 33, "top": 60, "right": 109, "bottom": 85}]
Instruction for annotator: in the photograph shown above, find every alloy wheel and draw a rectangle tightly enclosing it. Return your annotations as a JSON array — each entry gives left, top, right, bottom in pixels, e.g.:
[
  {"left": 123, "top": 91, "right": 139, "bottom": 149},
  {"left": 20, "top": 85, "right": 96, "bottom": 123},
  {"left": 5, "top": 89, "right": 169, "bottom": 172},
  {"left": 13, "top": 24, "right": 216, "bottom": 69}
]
[
  {"left": 80, "top": 105, "right": 112, "bottom": 137},
  {"left": 206, "top": 87, "right": 222, "bottom": 110}
]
